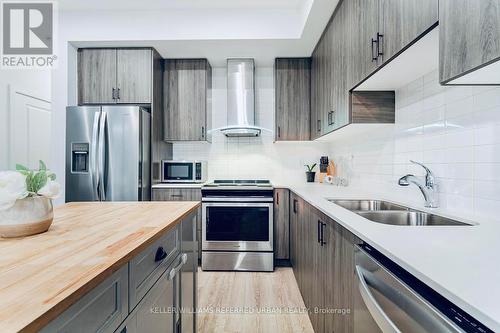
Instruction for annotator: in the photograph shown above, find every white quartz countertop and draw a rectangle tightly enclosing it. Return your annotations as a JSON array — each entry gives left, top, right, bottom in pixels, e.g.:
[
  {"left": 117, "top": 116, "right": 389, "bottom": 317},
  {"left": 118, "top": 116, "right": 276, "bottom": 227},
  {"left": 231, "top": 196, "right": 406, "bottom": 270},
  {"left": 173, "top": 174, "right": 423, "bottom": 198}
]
[{"left": 282, "top": 183, "right": 500, "bottom": 332}]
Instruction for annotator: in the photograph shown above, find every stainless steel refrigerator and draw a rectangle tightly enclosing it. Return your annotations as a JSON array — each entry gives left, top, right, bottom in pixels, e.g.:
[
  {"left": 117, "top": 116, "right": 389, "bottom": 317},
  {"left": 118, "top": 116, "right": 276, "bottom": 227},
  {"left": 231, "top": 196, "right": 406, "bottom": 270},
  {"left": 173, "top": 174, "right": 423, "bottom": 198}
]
[{"left": 65, "top": 106, "right": 150, "bottom": 202}]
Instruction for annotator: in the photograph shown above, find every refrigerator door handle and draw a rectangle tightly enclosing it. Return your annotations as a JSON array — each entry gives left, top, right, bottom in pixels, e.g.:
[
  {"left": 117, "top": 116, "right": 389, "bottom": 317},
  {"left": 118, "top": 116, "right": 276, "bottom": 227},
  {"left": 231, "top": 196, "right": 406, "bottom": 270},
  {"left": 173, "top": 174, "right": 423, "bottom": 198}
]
[
  {"left": 98, "top": 111, "right": 107, "bottom": 201},
  {"left": 91, "top": 112, "right": 101, "bottom": 200}
]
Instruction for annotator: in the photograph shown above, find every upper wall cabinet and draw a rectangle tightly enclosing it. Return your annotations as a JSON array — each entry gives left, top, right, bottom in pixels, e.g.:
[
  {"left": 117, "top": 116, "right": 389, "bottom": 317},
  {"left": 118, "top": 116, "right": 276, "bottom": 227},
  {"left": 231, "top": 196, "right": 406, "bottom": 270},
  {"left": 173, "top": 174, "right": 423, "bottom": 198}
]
[
  {"left": 348, "top": 0, "right": 438, "bottom": 89},
  {"left": 439, "top": 0, "right": 500, "bottom": 85},
  {"left": 163, "top": 59, "right": 212, "bottom": 142},
  {"left": 78, "top": 48, "right": 152, "bottom": 105},
  {"left": 275, "top": 58, "right": 311, "bottom": 141}
]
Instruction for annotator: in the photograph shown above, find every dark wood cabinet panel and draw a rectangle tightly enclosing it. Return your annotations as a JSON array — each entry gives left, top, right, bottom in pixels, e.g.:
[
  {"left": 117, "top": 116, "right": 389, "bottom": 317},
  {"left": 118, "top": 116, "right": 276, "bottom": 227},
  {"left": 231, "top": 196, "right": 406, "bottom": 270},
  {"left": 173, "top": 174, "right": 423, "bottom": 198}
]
[
  {"left": 164, "top": 59, "right": 211, "bottom": 142},
  {"left": 275, "top": 58, "right": 311, "bottom": 141},
  {"left": 116, "top": 49, "right": 152, "bottom": 104},
  {"left": 347, "top": 0, "right": 379, "bottom": 90},
  {"left": 78, "top": 49, "right": 117, "bottom": 104},
  {"left": 274, "top": 188, "right": 290, "bottom": 260},
  {"left": 439, "top": 0, "right": 500, "bottom": 84},
  {"left": 351, "top": 91, "right": 395, "bottom": 124},
  {"left": 379, "top": 0, "right": 438, "bottom": 63}
]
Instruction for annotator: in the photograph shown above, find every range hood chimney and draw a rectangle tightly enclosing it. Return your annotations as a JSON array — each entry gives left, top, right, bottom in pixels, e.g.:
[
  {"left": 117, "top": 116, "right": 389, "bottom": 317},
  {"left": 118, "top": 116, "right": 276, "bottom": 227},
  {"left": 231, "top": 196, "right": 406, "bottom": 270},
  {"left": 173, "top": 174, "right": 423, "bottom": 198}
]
[{"left": 220, "top": 58, "right": 261, "bottom": 137}]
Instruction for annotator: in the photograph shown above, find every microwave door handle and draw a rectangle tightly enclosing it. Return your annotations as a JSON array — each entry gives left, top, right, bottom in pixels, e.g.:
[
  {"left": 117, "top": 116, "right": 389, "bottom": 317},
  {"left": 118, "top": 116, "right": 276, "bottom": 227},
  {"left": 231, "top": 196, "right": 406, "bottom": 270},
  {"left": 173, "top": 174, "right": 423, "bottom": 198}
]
[
  {"left": 356, "top": 266, "right": 401, "bottom": 333},
  {"left": 91, "top": 111, "right": 101, "bottom": 201},
  {"left": 98, "top": 111, "right": 107, "bottom": 201}
]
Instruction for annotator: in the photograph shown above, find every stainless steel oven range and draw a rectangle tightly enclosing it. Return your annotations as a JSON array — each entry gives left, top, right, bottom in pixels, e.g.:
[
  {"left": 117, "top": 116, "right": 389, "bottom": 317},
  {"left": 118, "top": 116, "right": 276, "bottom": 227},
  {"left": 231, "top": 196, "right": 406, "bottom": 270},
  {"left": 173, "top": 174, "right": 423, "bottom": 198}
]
[{"left": 201, "top": 180, "right": 274, "bottom": 272}]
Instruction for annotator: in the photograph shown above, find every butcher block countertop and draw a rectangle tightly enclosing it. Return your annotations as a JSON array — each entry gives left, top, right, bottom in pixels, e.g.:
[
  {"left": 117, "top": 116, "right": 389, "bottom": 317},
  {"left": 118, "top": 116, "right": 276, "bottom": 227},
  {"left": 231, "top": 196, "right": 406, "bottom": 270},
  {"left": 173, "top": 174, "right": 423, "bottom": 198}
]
[{"left": 0, "top": 201, "right": 200, "bottom": 333}]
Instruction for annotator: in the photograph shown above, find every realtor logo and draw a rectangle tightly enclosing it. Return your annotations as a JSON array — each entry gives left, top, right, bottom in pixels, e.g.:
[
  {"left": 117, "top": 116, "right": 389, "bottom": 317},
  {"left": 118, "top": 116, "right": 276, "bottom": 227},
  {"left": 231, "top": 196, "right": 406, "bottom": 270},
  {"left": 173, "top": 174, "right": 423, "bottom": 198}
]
[{"left": 1, "top": 1, "right": 57, "bottom": 68}]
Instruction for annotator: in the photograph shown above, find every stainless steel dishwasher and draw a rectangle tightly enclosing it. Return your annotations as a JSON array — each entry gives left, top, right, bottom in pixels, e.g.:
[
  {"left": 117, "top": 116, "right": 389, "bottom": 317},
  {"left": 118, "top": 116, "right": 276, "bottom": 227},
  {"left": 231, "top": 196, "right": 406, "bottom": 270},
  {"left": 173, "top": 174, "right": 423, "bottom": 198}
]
[{"left": 354, "top": 245, "right": 492, "bottom": 333}]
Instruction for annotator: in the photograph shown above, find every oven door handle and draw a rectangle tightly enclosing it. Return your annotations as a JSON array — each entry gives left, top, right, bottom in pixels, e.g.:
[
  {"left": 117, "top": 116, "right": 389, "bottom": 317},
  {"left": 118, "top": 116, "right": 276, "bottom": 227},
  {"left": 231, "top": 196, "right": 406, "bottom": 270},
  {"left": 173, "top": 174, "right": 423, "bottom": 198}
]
[{"left": 202, "top": 197, "right": 274, "bottom": 202}]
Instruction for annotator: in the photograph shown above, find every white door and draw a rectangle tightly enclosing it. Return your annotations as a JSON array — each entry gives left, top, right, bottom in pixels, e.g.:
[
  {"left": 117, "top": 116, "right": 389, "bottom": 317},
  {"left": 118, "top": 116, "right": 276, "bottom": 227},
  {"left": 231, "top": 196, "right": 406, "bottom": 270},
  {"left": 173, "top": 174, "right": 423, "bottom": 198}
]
[{"left": 8, "top": 86, "right": 52, "bottom": 170}]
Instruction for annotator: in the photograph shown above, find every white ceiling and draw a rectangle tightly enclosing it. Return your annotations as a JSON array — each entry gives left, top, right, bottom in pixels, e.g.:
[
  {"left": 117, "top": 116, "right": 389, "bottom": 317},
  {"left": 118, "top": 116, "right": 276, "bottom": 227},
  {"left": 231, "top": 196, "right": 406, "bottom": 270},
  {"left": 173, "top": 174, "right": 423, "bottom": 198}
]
[
  {"left": 62, "top": 0, "right": 339, "bottom": 66},
  {"left": 58, "top": 0, "right": 305, "bottom": 11}
]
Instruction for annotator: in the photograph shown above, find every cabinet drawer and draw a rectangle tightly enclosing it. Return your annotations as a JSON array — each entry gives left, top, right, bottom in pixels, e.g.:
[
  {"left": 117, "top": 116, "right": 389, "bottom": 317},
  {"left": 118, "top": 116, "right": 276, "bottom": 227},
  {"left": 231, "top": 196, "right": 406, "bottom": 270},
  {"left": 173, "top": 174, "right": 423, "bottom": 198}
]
[
  {"left": 41, "top": 265, "right": 128, "bottom": 333},
  {"left": 152, "top": 188, "right": 202, "bottom": 201},
  {"left": 129, "top": 224, "right": 180, "bottom": 310}
]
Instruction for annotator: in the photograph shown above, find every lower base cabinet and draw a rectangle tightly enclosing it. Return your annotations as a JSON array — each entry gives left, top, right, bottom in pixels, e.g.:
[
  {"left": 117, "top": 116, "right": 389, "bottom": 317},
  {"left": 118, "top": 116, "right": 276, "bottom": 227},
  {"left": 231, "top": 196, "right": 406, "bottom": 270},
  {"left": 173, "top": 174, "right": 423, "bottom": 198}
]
[
  {"left": 41, "top": 213, "right": 197, "bottom": 333},
  {"left": 290, "top": 192, "right": 359, "bottom": 333}
]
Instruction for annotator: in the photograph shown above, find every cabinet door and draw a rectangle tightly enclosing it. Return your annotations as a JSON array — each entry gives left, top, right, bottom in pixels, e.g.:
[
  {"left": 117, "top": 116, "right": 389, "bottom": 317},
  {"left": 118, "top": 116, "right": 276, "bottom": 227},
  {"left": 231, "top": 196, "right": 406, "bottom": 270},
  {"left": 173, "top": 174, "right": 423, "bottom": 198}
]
[
  {"left": 116, "top": 49, "right": 152, "bottom": 104},
  {"left": 275, "top": 58, "right": 311, "bottom": 141},
  {"left": 274, "top": 188, "right": 290, "bottom": 260},
  {"left": 78, "top": 49, "right": 117, "bottom": 104},
  {"left": 181, "top": 214, "right": 197, "bottom": 333},
  {"left": 327, "top": 0, "right": 350, "bottom": 133},
  {"left": 164, "top": 59, "right": 207, "bottom": 141},
  {"left": 310, "top": 36, "right": 328, "bottom": 140},
  {"left": 379, "top": 0, "right": 438, "bottom": 63},
  {"left": 439, "top": 0, "right": 500, "bottom": 84},
  {"left": 322, "top": 216, "right": 356, "bottom": 333},
  {"left": 309, "top": 208, "right": 325, "bottom": 333},
  {"left": 135, "top": 266, "right": 176, "bottom": 333},
  {"left": 347, "top": 0, "right": 379, "bottom": 89}
]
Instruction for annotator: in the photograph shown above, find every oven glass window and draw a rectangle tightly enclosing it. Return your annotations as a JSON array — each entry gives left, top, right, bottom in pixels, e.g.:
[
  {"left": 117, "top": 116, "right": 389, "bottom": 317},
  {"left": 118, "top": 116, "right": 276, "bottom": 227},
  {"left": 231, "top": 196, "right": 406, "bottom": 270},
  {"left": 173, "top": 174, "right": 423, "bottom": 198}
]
[
  {"left": 165, "top": 163, "right": 193, "bottom": 180},
  {"left": 206, "top": 206, "right": 269, "bottom": 241}
]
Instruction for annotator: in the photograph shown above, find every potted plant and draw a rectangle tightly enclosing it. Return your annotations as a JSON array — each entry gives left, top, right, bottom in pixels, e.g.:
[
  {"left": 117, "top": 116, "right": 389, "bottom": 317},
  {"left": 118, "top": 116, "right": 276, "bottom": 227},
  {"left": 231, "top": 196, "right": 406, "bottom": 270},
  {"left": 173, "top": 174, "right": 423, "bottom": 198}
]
[
  {"left": 0, "top": 161, "right": 60, "bottom": 238},
  {"left": 305, "top": 163, "right": 317, "bottom": 183}
]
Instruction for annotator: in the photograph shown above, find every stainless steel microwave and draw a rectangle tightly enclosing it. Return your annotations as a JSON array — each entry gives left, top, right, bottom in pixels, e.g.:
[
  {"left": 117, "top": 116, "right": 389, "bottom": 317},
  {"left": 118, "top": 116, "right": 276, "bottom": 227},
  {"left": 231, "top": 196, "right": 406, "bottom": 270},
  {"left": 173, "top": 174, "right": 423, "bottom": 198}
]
[{"left": 161, "top": 160, "right": 207, "bottom": 183}]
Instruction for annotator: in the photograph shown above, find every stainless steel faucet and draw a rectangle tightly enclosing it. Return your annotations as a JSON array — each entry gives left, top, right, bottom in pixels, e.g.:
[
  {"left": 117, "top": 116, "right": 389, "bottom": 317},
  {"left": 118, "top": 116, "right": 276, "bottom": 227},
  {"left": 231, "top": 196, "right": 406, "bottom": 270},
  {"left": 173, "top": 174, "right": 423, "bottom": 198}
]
[{"left": 398, "top": 160, "right": 439, "bottom": 208}]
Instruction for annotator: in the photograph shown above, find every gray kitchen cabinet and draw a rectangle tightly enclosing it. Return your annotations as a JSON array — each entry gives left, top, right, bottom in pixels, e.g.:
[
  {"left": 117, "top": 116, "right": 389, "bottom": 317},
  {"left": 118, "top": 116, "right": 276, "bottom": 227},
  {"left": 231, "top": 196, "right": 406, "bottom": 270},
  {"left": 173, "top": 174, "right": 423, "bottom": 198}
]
[
  {"left": 439, "top": 0, "right": 500, "bottom": 84},
  {"left": 40, "top": 265, "right": 129, "bottom": 333},
  {"left": 152, "top": 188, "right": 202, "bottom": 262},
  {"left": 134, "top": 261, "right": 178, "bottom": 333},
  {"left": 347, "top": 0, "right": 379, "bottom": 89},
  {"left": 273, "top": 188, "right": 290, "bottom": 261},
  {"left": 116, "top": 49, "right": 152, "bottom": 104},
  {"left": 78, "top": 49, "right": 117, "bottom": 104},
  {"left": 290, "top": 191, "right": 359, "bottom": 333},
  {"left": 311, "top": 22, "right": 332, "bottom": 140},
  {"left": 275, "top": 58, "right": 311, "bottom": 141},
  {"left": 164, "top": 59, "right": 212, "bottom": 142},
  {"left": 379, "top": 0, "right": 438, "bottom": 64},
  {"left": 129, "top": 224, "right": 180, "bottom": 310},
  {"left": 326, "top": 0, "right": 350, "bottom": 133},
  {"left": 41, "top": 216, "right": 196, "bottom": 333},
  {"left": 180, "top": 213, "right": 197, "bottom": 333},
  {"left": 78, "top": 48, "right": 153, "bottom": 105}
]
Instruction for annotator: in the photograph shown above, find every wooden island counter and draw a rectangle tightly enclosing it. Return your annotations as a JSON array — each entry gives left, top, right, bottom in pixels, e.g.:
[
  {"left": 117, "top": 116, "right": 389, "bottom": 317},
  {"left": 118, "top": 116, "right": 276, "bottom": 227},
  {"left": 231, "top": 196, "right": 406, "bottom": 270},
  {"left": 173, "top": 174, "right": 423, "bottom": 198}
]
[{"left": 0, "top": 201, "right": 200, "bottom": 333}]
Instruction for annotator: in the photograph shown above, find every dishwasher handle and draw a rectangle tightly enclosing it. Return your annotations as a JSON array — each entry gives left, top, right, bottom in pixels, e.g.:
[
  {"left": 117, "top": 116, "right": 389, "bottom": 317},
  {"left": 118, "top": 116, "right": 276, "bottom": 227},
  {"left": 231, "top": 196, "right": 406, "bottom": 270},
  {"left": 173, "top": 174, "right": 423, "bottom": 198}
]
[{"left": 356, "top": 265, "right": 401, "bottom": 333}]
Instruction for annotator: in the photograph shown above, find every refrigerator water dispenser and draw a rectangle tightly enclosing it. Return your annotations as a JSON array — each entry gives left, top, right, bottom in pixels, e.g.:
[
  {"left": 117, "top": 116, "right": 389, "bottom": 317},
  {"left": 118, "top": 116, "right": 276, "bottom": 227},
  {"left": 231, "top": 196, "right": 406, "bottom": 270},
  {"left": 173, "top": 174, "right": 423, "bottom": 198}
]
[{"left": 71, "top": 143, "right": 89, "bottom": 173}]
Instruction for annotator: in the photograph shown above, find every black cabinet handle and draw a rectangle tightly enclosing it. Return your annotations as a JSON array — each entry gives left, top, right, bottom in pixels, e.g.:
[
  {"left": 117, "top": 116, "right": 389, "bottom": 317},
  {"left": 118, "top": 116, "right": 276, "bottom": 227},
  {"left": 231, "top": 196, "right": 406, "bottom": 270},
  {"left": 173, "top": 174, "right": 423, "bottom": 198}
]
[
  {"left": 293, "top": 199, "right": 298, "bottom": 213},
  {"left": 317, "top": 119, "right": 321, "bottom": 132},
  {"left": 155, "top": 247, "right": 168, "bottom": 262},
  {"left": 116, "top": 88, "right": 121, "bottom": 100},
  {"left": 317, "top": 220, "right": 321, "bottom": 244},
  {"left": 201, "top": 126, "right": 205, "bottom": 138},
  {"left": 276, "top": 191, "right": 279, "bottom": 205},
  {"left": 170, "top": 194, "right": 184, "bottom": 198},
  {"left": 277, "top": 126, "right": 281, "bottom": 138},
  {"left": 328, "top": 111, "right": 336, "bottom": 126},
  {"left": 371, "top": 38, "right": 378, "bottom": 62},
  {"left": 112, "top": 88, "right": 117, "bottom": 100},
  {"left": 320, "top": 222, "right": 326, "bottom": 246},
  {"left": 377, "top": 32, "right": 384, "bottom": 57}
]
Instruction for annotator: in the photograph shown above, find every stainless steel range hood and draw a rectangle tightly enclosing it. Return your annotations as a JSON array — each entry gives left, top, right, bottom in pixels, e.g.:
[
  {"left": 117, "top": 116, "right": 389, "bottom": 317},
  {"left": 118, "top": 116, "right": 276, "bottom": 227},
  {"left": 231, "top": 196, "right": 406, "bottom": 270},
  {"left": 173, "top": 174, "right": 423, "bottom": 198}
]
[{"left": 220, "top": 59, "right": 261, "bottom": 137}]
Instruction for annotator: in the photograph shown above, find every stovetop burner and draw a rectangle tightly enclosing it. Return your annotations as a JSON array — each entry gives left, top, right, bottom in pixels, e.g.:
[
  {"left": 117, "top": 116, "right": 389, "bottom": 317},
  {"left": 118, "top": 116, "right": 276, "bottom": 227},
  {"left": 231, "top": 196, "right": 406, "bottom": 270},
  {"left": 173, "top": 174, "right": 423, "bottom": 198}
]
[{"left": 204, "top": 179, "right": 273, "bottom": 188}]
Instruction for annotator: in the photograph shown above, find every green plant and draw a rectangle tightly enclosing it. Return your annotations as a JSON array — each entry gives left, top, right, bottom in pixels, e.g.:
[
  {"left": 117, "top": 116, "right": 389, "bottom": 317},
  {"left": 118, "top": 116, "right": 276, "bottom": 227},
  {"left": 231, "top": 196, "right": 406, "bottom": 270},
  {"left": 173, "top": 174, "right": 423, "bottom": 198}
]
[
  {"left": 304, "top": 163, "right": 317, "bottom": 172},
  {"left": 15, "top": 160, "right": 56, "bottom": 195}
]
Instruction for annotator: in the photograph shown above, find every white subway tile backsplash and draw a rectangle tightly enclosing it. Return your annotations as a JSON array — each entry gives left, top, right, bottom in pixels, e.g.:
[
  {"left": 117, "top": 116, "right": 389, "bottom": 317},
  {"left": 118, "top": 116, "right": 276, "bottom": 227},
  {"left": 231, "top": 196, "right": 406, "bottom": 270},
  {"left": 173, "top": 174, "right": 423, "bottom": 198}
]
[{"left": 330, "top": 69, "right": 500, "bottom": 221}]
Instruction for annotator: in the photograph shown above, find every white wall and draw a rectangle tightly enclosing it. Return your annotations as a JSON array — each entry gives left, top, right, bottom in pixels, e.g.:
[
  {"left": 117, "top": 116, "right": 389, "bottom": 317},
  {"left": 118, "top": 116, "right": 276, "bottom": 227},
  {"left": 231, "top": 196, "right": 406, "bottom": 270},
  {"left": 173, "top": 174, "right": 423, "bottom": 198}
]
[
  {"left": 329, "top": 69, "right": 500, "bottom": 221},
  {"left": 172, "top": 67, "right": 329, "bottom": 183},
  {"left": 0, "top": 69, "right": 51, "bottom": 170}
]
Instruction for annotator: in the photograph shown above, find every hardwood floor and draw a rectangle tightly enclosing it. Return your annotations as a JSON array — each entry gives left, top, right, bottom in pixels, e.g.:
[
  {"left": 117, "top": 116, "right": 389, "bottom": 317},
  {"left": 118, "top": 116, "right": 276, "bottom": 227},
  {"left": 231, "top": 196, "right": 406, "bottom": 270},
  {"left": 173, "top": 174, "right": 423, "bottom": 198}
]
[{"left": 197, "top": 267, "right": 314, "bottom": 333}]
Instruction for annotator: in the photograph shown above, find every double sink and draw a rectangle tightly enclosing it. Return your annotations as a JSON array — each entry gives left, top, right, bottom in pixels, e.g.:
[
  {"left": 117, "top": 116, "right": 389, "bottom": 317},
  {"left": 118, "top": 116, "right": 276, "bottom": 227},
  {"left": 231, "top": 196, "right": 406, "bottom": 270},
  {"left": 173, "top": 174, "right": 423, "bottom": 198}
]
[{"left": 328, "top": 200, "right": 473, "bottom": 226}]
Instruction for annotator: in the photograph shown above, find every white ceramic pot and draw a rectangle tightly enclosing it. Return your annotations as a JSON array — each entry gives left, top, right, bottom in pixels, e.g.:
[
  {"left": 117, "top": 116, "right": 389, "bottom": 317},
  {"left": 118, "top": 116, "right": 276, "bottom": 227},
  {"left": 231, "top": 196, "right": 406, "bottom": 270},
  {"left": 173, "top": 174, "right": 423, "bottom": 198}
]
[{"left": 0, "top": 196, "right": 53, "bottom": 238}]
